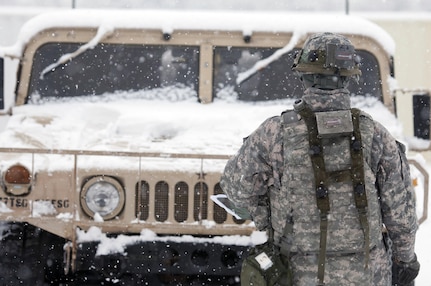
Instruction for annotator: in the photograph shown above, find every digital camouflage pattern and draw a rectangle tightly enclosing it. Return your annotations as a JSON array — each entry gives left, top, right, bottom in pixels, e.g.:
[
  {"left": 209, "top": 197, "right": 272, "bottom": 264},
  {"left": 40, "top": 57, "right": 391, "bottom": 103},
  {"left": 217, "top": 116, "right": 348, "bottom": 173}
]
[
  {"left": 279, "top": 103, "right": 381, "bottom": 254},
  {"left": 292, "top": 32, "right": 361, "bottom": 77},
  {"left": 220, "top": 87, "right": 418, "bottom": 285}
]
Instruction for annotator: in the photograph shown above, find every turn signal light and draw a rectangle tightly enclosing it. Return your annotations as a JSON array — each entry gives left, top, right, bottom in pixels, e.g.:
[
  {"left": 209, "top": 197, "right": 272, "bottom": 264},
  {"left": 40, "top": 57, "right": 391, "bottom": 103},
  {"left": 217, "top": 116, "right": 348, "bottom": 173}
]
[{"left": 3, "top": 164, "right": 31, "bottom": 196}]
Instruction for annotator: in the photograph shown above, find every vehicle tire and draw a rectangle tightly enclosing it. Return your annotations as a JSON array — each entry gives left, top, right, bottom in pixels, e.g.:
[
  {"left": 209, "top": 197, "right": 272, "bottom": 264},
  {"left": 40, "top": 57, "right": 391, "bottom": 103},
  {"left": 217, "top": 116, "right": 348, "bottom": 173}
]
[
  {"left": 0, "top": 221, "right": 66, "bottom": 285},
  {"left": 0, "top": 222, "right": 42, "bottom": 285}
]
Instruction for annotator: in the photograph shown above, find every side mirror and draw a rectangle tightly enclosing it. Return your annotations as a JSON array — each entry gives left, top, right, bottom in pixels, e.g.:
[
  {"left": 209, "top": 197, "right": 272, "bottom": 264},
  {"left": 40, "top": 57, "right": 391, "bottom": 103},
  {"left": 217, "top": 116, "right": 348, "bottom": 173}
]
[
  {"left": 413, "top": 93, "right": 430, "bottom": 140},
  {"left": 395, "top": 89, "right": 431, "bottom": 147}
]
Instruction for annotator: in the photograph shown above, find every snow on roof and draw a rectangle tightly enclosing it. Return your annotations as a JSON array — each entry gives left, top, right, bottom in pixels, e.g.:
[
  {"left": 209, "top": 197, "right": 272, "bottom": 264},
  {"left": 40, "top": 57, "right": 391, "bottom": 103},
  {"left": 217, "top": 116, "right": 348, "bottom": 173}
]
[{"left": 1, "top": 9, "right": 395, "bottom": 57}]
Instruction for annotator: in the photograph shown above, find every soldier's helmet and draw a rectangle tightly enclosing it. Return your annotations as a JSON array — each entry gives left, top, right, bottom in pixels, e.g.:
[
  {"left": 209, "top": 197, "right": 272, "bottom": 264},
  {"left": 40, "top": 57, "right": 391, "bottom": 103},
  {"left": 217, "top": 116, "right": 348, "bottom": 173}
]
[{"left": 292, "top": 32, "right": 361, "bottom": 77}]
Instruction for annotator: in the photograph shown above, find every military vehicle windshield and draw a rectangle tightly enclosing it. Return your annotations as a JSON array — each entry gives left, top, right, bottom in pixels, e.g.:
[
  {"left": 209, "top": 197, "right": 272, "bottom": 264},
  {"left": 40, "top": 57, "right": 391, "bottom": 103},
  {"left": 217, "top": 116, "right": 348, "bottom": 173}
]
[
  {"left": 213, "top": 47, "right": 383, "bottom": 102},
  {"left": 28, "top": 42, "right": 382, "bottom": 104},
  {"left": 28, "top": 43, "right": 200, "bottom": 103}
]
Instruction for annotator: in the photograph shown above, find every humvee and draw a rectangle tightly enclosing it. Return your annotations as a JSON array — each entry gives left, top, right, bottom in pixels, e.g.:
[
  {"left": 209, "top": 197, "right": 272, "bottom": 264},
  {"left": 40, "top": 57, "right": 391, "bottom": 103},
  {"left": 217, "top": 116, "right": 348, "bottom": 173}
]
[{"left": 0, "top": 9, "right": 428, "bottom": 285}]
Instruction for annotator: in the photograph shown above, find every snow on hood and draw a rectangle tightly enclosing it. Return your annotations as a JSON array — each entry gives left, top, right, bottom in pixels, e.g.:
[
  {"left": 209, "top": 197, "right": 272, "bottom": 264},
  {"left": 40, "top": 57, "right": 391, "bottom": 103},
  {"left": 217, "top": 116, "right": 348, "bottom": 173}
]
[
  {"left": 0, "top": 9, "right": 395, "bottom": 57},
  {"left": 1, "top": 95, "right": 294, "bottom": 155},
  {"left": 0, "top": 93, "right": 403, "bottom": 155}
]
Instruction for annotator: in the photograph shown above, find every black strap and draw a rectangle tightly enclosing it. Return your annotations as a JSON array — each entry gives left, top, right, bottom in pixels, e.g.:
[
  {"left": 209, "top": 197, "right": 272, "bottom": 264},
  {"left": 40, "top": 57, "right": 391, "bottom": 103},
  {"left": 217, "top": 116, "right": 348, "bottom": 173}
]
[
  {"left": 351, "top": 108, "right": 370, "bottom": 267},
  {"left": 295, "top": 103, "right": 329, "bottom": 285}
]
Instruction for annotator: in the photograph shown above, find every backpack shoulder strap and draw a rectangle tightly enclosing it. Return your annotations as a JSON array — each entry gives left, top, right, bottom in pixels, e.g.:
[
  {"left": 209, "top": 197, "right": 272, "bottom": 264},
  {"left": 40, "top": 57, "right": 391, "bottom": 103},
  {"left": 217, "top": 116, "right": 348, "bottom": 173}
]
[
  {"left": 351, "top": 108, "right": 370, "bottom": 267},
  {"left": 294, "top": 102, "right": 329, "bottom": 285},
  {"left": 281, "top": 109, "right": 299, "bottom": 125}
]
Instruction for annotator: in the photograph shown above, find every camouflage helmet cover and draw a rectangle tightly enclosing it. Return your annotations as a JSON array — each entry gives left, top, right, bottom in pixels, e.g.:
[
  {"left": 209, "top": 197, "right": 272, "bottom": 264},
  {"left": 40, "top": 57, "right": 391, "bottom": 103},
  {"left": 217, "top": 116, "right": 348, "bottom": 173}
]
[{"left": 292, "top": 32, "right": 361, "bottom": 77}]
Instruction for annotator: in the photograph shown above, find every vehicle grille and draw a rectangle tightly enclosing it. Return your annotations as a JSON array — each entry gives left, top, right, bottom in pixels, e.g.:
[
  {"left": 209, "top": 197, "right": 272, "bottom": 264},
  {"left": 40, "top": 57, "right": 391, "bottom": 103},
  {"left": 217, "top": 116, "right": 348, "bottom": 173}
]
[{"left": 135, "top": 180, "right": 245, "bottom": 225}]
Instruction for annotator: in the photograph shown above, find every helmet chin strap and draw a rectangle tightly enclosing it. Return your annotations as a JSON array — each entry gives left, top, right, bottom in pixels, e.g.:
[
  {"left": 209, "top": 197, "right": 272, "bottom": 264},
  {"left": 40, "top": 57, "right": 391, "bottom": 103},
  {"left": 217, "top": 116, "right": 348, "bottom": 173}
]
[{"left": 301, "top": 74, "right": 349, "bottom": 90}]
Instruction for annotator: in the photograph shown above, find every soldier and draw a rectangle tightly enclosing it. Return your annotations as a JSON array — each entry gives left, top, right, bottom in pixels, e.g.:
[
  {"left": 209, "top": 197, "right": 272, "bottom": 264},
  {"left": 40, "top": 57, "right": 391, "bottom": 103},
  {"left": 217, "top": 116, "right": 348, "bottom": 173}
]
[{"left": 220, "top": 32, "right": 420, "bottom": 285}]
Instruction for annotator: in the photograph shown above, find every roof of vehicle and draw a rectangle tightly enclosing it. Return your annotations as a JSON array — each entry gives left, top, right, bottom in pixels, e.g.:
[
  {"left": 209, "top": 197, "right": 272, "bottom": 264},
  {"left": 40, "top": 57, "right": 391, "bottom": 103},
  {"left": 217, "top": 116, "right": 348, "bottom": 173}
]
[{"left": 1, "top": 9, "right": 395, "bottom": 57}]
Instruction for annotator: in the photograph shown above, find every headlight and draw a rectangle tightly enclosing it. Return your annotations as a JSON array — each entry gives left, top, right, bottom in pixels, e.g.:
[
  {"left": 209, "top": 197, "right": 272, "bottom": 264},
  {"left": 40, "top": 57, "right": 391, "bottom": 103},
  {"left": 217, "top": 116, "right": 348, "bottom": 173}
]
[
  {"left": 3, "top": 164, "right": 32, "bottom": 196},
  {"left": 80, "top": 176, "right": 125, "bottom": 220}
]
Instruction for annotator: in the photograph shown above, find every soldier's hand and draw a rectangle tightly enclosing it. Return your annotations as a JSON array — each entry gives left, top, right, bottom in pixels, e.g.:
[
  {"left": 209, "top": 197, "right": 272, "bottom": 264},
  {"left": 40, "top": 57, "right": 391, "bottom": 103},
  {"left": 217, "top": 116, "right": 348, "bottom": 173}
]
[{"left": 392, "top": 254, "right": 420, "bottom": 285}]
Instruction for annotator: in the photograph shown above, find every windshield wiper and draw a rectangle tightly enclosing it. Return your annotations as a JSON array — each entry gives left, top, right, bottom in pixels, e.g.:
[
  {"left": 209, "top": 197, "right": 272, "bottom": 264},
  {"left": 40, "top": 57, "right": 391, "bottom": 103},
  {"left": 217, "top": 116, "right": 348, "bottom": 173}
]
[
  {"left": 39, "top": 24, "right": 114, "bottom": 80},
  {"left": 236, "top": 31, "right": 305, "bottom": 85}
]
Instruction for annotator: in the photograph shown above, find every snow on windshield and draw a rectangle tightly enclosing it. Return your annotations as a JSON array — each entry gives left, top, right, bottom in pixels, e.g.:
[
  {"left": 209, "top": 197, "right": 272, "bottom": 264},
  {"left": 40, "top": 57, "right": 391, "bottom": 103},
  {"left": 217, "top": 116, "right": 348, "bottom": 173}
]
[{"left": 39, "top": 24, "right": 115, "bottom": 80}]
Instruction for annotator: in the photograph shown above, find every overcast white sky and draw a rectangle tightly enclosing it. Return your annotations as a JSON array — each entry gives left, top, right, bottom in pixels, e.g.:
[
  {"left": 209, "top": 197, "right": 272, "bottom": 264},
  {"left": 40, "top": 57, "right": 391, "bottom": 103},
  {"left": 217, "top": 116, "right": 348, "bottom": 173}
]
[{"left": 0, "top": 0, "right": 430, "bottom": 12}]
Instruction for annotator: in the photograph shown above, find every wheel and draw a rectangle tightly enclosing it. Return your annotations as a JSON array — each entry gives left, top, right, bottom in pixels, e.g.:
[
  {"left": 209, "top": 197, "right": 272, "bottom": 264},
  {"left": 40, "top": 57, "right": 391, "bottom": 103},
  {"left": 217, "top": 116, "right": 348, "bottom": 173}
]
[{"left": 0, "top": 222, "right": 67, "bottom": 285}]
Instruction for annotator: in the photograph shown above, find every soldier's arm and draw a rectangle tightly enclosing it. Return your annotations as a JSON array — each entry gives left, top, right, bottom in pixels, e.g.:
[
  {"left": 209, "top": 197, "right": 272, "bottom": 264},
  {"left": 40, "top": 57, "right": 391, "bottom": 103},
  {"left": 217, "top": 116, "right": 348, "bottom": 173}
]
[
  {"left": 220, "top": 116, "right": 280, "bottom": 230},
  {"left": 374, "top": 122, "right": 418, "bottom": 262}
]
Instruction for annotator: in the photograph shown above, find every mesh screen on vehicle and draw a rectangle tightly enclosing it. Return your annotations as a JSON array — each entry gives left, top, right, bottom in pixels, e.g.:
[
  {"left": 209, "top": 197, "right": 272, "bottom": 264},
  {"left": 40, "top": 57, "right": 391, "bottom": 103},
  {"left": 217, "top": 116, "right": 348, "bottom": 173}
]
[{"left": 135, "top": 179, "right": 244, "bottom": 224}]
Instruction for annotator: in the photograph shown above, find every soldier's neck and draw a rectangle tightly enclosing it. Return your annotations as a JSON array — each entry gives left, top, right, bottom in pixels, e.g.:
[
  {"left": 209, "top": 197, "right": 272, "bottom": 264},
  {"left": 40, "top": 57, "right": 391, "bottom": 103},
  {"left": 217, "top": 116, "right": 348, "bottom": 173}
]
[{"left": 302, "top": 88, "right": 351, "bottom": 112}]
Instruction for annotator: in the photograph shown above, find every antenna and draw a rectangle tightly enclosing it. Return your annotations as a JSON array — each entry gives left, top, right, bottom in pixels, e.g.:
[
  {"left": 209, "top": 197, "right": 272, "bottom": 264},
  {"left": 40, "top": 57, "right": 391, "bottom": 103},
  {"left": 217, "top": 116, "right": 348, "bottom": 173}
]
[{"left": 345, "top": 0, "right": 350, "bottom": 15}]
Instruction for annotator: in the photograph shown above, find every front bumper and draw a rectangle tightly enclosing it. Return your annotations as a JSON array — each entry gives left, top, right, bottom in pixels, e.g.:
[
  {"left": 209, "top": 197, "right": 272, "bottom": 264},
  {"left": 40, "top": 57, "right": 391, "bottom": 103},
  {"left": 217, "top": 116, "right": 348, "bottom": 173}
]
[{"left": 75, "top": 239, "right": 250, "bottom": 281}]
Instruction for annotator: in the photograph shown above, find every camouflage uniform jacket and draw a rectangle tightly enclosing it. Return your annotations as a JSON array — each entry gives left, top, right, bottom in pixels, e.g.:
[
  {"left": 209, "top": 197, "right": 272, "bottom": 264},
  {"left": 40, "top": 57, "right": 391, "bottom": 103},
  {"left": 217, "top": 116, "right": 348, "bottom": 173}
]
[{"left": 220, "top": 88, "right": 418, "bottom": 285}]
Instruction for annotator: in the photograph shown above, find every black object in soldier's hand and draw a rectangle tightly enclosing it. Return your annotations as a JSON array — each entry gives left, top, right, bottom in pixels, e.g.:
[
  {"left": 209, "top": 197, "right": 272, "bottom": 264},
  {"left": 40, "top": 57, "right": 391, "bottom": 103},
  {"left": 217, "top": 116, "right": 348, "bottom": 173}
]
[{"left": 392, "top": 253, "right": 420, "bottom": 285}]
